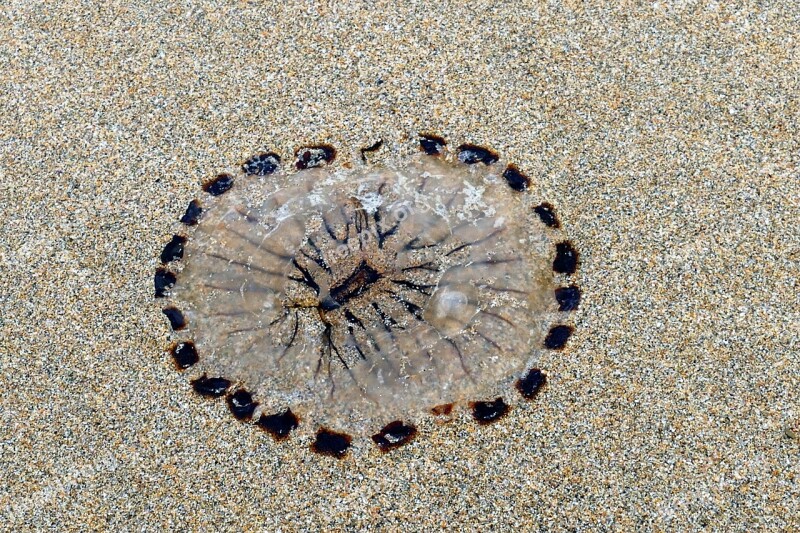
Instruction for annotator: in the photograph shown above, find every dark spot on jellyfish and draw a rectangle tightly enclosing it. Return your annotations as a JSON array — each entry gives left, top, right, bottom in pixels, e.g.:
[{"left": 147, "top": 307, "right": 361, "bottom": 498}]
[
  {"left": 295, "top": 145, "right": 336, "bottom": 170},
  {"left": 534, "top": 202, "right": 560, "bottom": 228},
  {"left": 180, "top": 199, "right": 203, "bottom": 226},
  {"left": 544, "top": 325, "right": 573, "bottom": 350},
  {"left": 516, "top": 368, "right": 547, "bottom": 400},
  {"left": 257, "top": 408, "right": 299, "bottom": 440},
  {"left": 470, "top": 397, "right": 510, "bottom": 424},
  {"left": 190, "top": 374, "right": 232, "bottom": 397},
  {"left": 372, "top": 420, "right": 418, "bottom": 452},
  {"left": 502, "top": 164, "right": 530, "bottom": 192},
  {"left": 154, "top": 268, "right": 176, "bottom": 298},
  {"left": 162, "top": 306, "right": 187, "bottom": 331},
  {"left": 312, "top": 428, "right": 352, "bottom": 458},
  {"left": 419, "top": 133, "right": 446, "bottom": 155},
  {"left": 170, "top": 341, "right": 199, "bottom": 370},
  {"left": 242, "top": 152, "right": 281, "bottom": 176},
  {"left": 160, "top": 235, "right": 187, "bottom": 264},
  {"left": 203, "top": 173, "right": 234, "bottom": 196},
  {"left": 553, "top": 241, "right": 579, "bottom": 274},
  {"left": 226, "top": 389, "right": 259, "bottom": 421},
  {"left": 360, "top": 139, "right": 383, "bottom": 162},
  {"left": 457, "top": 144, "right": 499, "bottom": 165},
  {"left": 431, "top": 403, "right": 454, "bottom": 416},
  {"left": 555, "top": 285, "right": 581, "bottom": 312}
]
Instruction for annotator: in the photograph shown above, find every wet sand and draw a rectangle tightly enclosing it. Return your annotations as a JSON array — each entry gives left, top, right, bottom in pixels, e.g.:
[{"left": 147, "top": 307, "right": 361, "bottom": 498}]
[{"left": 1, "top": 1, "right": 798, "bottom": 530}]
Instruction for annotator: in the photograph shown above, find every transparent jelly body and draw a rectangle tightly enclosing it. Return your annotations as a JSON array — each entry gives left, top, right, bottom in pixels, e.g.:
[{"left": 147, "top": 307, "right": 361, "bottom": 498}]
[{"left": 169, "top": 154, "right": 562, "bottom": 434}]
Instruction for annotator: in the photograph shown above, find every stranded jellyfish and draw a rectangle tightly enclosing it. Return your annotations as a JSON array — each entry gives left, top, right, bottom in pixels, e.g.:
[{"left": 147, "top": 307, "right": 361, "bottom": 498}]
[{"left": 154, "top": 134, "right": 581, "bottom": 457}]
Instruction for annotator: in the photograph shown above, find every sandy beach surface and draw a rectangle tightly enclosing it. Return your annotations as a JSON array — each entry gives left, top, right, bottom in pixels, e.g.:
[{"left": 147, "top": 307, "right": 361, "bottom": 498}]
[{"left": 1, "top": 1, "right": 798, "bottom": 530}]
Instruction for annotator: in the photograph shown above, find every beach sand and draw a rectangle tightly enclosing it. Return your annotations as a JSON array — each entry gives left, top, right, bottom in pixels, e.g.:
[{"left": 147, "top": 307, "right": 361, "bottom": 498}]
[{"left": 1, "top": 1, "right": 798, "bottom": 530}]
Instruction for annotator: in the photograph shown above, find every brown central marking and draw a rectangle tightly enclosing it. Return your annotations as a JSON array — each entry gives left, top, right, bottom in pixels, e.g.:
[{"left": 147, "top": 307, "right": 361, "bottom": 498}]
[{"left": 321, "top": 260, "right": 383, "bottom": 311}]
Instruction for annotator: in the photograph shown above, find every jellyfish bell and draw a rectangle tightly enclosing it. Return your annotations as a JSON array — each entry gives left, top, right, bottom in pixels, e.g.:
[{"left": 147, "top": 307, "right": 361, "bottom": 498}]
[{"left": 155, "top": 135, "right": 581, "bottom": 456}]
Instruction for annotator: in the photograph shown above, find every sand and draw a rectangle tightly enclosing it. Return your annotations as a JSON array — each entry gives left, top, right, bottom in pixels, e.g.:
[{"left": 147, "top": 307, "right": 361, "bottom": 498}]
[{"left": 1, "top": 1, "right": 798, "bottom": 530}]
